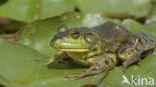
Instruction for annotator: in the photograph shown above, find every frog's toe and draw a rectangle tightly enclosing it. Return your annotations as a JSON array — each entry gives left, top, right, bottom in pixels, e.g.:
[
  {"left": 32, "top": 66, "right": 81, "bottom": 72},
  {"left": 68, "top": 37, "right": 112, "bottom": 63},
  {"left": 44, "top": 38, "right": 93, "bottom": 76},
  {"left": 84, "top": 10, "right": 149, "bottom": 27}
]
[
  {"left": 65, "top": 72, "right": 90, "bottom": 80},
  {"left": 122, "top": 56, "right": 138, "bottom": 73},
  {"left": 137, "top": 51, "right": 142, "bottom": 61},
  {"left": 65, "top": 75, "right": 79, "bottom": 78},
  {"left": 138, "top": 57, "right": 142, "bottom": 61},
  {"left": 123, "top": 62, "right": 128, "bottom": 73},
  {"left": 45, "top": 57, "right": 54, "bottom": 65},
  {"left": 65, "top": 74, "right": 85, "bottom": 80}
]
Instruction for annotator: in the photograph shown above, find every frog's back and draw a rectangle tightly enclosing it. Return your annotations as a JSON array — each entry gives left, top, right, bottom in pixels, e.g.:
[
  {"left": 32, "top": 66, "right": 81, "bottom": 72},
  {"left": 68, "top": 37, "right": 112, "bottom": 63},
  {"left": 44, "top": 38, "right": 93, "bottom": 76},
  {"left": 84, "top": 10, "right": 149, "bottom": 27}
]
[{"left": 93, "top": 22, "right": 132, "bottom": 53}]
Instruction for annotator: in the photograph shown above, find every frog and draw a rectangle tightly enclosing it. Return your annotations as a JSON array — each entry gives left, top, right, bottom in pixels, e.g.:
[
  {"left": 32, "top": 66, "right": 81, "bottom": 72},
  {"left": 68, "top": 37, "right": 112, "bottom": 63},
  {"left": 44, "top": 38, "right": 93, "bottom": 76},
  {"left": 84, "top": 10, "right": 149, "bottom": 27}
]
[{"left": 47, "top": 22, "right": 155, "bottom": 79}]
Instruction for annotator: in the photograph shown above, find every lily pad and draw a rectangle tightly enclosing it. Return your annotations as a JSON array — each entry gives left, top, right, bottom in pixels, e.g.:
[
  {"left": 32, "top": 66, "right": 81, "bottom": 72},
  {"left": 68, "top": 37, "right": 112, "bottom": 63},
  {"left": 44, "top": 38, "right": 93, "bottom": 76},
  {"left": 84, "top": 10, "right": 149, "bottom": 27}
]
[
  {"left": 0, "top": 75, "right": 15, "bottom": 87},
  {"left": 121, "top": 19, "right": 150, "bottom": 34},
  {"left": 72, "top": 0, "right": 151, "bottom": 19},
  {"left": 0, "top": 0, "right": 74, "bottom": 22},
  {"left": 0, "top": 39, "right": 47, "bottom": 81},
  {"left": 104, "top": 54, "right": 156, "bottom": 87},
  {"left": 13, "top": 64, "right": 103, "bottom": 87},
  {"left": 0, "top": 39, "right": 104, "bottom": 87},
  {"left": 0, "top": 17, "right": 26, "bottom": 34},
  {"left": 145, "top": 22, "right": 156, "bottom": 39},
  {"left": 146, "top": 4, "right": 156, "bottom": 24}
]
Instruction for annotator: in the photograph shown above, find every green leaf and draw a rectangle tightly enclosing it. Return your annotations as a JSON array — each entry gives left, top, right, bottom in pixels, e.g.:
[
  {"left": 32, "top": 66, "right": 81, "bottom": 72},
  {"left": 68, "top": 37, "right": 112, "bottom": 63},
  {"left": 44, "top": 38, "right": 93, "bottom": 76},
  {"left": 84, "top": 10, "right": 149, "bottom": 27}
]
[
  {"left": 0, "top": 39, "right": 103, "bottom": 87},
  {"left": 146, "top": 4, "right": 156, "bottom": 24},
  {"left": 121, "top": 19, "right": 150, "bottom": 34},
  {"left": 0, "top": 17, "right": 26, "bottom": 33},
  {"left": 0, "top": 75, "right": 15, "bottom": 87},
  {"left": 13, "top": 64, "right": 103, "bottom": 87},
  {"left": 0, "top": 39, "right": 48, "bottom": 81},
  {"left": 72, "top": 0, "right": 151, "bottom": 18},
  {"left": 0, "top": 0, "right": 152, "bottom": 22},
  {"left": 145, "top": 22, "right": 156, "bottom": 39},
  {"left": 104, "top": 54, "right": 156, "bottom": 87},
  {"left": 0, "top": 0, "right": 74, "bottom": 22}
]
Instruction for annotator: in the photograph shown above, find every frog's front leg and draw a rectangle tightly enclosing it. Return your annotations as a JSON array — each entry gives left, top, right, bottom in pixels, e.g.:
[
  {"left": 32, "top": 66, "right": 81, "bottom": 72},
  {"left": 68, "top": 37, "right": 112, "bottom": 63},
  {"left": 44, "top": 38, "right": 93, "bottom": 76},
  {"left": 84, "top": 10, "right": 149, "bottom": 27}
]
[
  {"left": 66, "top": 53, "right": 117, "bottom": 79},
  {"left": 46, "top": 51, "right": 73, "bottom": 65}
]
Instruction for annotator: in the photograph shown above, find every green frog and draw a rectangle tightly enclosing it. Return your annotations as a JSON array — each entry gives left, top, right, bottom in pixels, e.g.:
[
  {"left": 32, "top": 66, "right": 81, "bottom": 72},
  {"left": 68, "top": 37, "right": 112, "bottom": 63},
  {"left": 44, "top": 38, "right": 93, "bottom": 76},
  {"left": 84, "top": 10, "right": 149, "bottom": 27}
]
[{"left": 47, "top": 22, "right": 155, "bottom": 79}]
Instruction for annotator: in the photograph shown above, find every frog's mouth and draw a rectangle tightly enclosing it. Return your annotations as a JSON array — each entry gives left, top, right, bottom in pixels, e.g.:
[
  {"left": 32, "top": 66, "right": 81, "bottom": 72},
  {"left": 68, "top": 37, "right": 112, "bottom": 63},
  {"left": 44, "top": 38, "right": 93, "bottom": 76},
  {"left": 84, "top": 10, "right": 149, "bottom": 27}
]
[{"left": 57, "top": 48, "right": 89, "bottom": 52}]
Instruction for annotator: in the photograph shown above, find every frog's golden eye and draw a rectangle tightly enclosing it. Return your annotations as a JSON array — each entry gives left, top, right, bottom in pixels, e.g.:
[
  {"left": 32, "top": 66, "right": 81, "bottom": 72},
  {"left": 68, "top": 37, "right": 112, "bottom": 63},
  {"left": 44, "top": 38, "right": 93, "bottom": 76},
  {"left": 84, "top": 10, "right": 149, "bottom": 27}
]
[
  {"left": 57, "top": 25, "right": 69, "bottom": 33},
  {"left": 71, "top": 30, "right": 80, "bottom": 39}
]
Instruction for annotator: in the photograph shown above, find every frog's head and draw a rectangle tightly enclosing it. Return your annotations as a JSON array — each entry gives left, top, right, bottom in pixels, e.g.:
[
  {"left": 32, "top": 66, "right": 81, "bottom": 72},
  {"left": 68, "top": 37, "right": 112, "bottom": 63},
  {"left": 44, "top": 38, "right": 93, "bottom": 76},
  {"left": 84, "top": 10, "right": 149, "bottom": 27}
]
[{"left": 50, "top": 25, "right": 100, "bottom": 52}]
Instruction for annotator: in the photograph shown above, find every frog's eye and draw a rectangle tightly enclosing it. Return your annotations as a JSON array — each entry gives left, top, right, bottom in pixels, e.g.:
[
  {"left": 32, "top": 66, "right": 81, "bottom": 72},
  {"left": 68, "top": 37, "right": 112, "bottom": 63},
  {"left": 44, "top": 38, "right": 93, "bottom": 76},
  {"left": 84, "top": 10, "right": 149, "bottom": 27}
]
[
  {"left": 84, "top": 33, "right": 97, "bottom": 44},
  {"left": 71, "top": 30, "right": 80, "bottom": 39},
  {"left": 57, "top": 25, "right": 68, "bottom": 33}
]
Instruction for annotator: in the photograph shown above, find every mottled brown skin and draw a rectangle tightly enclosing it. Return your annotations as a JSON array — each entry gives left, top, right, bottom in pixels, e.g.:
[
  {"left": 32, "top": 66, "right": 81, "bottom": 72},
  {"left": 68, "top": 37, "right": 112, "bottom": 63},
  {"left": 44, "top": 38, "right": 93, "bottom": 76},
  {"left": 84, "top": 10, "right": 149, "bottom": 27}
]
[{"left": 48, "top": 22, "right": 155, "bottom": 80}]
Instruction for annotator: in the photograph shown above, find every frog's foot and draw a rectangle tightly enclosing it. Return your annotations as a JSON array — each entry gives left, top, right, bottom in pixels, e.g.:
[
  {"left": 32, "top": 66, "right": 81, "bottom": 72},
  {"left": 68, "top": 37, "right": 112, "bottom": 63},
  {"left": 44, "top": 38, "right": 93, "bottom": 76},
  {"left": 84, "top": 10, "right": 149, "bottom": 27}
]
[
  {"left": 45, "top": 57, "right": 54, "bottom": 65},
  {"left": 65, "top": 72, "right": 90, "bottom": 80},
  {"left": 137, "top": 49, "right": 142, "bottom": 62},
  {"left": 65, "top": 69, "right": 110, "bottom": 80},
  {"left": 122, "top": 54, "right": 139, "bottom": 73},
  {"left": 66, "top": 54, "right": 116, "bottom": 80},
  {"left": 119, "top": 46, "right": 153, "bottom": 73},
  {"left": 119, "top": 49, "right": 141, "bottom": 73},
  {"left": 45, "top": 52, "right": 71, "bottom": 65}
]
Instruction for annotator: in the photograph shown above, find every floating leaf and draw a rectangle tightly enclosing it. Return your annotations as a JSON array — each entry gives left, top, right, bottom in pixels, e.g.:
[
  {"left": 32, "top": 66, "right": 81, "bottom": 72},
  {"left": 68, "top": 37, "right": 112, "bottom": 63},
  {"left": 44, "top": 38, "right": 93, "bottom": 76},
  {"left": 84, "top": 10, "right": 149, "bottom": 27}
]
[
  {"left": 0, "top": 39, "right": 103, "bottom": 87},
  {"left": 72, "top": 0, "right": 151, "bottom": 19},
  {"left": 0, "top": 0, "right": 74, "bottom": 22},
  {"left": 146, "top": 4, "right": 156, "bottom": 24}
]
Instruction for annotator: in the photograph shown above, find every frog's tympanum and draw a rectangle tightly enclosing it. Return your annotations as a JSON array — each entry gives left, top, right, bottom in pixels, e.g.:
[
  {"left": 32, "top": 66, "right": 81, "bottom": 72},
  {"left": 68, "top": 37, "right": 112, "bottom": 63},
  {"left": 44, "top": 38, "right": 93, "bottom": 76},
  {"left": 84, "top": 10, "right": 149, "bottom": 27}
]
[{"left": 48, "top": 22, "right": 155, "bottom": 79}]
